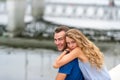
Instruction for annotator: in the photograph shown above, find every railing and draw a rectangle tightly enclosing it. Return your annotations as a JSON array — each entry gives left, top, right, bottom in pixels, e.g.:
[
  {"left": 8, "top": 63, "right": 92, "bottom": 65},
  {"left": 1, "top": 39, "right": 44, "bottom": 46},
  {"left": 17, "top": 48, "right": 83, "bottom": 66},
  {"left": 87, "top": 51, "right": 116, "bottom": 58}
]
[{"left": 44, "top": 2, "right": 120, "bottom": 21}]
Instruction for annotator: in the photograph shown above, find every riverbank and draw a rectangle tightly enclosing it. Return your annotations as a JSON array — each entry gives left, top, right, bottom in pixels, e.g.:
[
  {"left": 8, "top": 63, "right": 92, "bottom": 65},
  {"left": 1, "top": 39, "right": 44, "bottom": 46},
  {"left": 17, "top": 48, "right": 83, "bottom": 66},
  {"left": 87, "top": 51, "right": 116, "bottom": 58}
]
[
  {"left": 0, "top": 36, "right": 120, "bottom": 54},
  {"left": 0, "top": 37, "right": 56, "bottom": 50}
]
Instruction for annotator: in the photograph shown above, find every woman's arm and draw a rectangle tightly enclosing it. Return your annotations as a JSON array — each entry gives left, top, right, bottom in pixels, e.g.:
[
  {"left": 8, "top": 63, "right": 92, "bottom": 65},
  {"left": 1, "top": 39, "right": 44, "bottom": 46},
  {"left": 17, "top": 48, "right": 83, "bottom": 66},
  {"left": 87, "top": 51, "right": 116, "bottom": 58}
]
[
  {"left": 53, "top": 50, "right": 67, "bottom": 68},
  {"left": 53, "top": 47, "right": 80, "bottom": 68}
]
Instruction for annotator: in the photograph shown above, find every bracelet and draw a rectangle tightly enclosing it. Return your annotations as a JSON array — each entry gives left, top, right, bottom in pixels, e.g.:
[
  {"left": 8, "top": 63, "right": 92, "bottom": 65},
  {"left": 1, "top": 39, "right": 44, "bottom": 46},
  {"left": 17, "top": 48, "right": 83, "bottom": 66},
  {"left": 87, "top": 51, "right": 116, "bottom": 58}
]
[{"left": 64, "top": 49, "right": 70, "bottom": 54}]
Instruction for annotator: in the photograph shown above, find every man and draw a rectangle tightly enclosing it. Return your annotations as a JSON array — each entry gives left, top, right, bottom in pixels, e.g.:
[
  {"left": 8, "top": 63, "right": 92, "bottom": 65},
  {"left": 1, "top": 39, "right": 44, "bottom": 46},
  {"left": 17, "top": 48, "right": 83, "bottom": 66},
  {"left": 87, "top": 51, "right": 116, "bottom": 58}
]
[{"left": 53, "top": 26, "right": 84, "bottom": 80}]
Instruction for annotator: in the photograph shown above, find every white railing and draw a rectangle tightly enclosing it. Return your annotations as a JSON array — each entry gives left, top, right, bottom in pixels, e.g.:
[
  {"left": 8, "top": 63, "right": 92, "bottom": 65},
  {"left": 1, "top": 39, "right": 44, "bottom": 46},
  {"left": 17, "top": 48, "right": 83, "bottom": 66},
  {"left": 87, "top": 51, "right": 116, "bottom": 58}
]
[{"left": 44, "top": 2, "right": 120, "bottom": 21}]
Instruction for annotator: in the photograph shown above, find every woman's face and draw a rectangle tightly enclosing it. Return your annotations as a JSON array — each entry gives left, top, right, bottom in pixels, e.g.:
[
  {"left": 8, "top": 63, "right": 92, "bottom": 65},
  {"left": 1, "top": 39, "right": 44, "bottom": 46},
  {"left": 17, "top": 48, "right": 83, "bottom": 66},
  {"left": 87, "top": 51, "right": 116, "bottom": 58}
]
[{"left": 66, "top": 36, "right": 78, "bottom": 50}]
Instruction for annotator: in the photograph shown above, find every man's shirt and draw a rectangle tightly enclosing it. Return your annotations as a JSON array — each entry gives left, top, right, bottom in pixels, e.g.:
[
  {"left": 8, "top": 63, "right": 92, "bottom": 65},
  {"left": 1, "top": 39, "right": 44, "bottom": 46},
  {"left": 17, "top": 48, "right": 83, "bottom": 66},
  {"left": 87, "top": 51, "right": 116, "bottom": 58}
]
[{"left": 59, "top": 58, "right": 84, "bottom": 80}]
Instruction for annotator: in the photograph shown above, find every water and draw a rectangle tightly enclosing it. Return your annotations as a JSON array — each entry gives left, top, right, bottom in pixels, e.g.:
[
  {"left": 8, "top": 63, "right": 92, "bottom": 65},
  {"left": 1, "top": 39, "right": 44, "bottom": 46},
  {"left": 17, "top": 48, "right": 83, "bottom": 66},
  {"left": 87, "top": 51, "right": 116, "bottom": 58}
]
[
  {"left": 0, "top": 46, "right": 58, "bottom": 80},
  {"left": 0, "top": 42, "right": 120, "bottom": 80}
]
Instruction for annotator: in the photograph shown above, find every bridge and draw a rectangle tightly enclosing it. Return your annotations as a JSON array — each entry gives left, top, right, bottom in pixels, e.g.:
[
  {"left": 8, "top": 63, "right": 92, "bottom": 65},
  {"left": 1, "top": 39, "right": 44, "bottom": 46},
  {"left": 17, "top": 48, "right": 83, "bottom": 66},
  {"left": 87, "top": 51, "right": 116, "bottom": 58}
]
[
  {"left": 0, "top": 0, "right": 120, "bottom": 38},
  {"left": 43, "top": 1, "right": 120, "bottom": 30},
  {"left": 0, "top": 0, "right": 43, "bottom": 37}
]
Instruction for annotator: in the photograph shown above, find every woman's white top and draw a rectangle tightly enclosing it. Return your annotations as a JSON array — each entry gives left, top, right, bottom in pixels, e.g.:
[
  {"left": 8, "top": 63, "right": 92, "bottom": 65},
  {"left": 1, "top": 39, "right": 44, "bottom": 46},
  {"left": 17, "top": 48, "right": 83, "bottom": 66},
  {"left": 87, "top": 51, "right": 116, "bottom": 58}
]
[{"left": 78, "top": 60, "right": 111, "bottom": 80}]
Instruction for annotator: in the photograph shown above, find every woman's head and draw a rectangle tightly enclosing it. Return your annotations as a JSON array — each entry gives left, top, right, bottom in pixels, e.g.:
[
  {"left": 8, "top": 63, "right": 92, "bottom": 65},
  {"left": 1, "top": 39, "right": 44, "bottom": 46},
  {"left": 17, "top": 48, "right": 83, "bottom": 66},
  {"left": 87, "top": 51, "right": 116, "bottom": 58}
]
[
  {"left": 66, "top": 36, "right": 78, "bottom": 50},
  {"left": 66, "top": 29, "right": 90, "bottom": 49},
  {"left": 66, "top": 29, "right": 104, "bottom": 69}
]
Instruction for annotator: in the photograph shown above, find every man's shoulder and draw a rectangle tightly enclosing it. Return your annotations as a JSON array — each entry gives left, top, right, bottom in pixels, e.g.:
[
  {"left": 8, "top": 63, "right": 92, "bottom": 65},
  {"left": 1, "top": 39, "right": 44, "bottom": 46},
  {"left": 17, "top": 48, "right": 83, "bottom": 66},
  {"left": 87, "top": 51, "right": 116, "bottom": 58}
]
[
  {"left": 59, "top": 58, "right": 78, "bottom": 69},
  {"left": 58, "top": 58, "right": 80, "bottom": 75},
  {"left": 58, "top": 60, "right": 75, "bottom": 74}
]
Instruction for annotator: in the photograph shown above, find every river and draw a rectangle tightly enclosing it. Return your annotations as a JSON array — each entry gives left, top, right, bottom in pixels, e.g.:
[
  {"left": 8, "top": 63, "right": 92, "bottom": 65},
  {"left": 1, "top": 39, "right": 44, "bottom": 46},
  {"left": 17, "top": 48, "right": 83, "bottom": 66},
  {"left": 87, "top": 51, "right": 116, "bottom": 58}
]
[{"left": 0, "top": 42, "right": 120, "bottom": 80}]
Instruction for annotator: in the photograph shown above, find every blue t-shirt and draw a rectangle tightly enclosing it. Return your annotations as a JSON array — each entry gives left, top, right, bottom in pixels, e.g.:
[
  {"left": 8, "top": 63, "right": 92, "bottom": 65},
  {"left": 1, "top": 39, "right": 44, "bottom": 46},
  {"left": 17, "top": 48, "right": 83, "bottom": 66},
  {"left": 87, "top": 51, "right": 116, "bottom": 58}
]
[{"left": 59, "top": 58, "right": 84, "bottom": 80}]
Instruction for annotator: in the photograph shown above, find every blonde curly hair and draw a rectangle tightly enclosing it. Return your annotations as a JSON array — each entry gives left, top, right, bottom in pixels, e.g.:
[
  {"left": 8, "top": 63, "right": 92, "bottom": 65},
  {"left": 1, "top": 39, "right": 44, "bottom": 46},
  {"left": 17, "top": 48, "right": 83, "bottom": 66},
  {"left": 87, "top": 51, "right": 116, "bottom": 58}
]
[{"left": 66, "top": 29, "right": 104, "bottom": 69}]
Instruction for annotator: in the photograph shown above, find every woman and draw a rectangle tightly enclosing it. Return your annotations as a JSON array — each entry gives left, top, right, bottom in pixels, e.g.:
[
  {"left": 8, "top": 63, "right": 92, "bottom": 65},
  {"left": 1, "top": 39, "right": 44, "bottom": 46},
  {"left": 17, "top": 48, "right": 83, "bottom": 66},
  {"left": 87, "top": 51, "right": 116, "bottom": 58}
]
[{"left": 53, "top": 29, "right": 111, "bottom": 80}]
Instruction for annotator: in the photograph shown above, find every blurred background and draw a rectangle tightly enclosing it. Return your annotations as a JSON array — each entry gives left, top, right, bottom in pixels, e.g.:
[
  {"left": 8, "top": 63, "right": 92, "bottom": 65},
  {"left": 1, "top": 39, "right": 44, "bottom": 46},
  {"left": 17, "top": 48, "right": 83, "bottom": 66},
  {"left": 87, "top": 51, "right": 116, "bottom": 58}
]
[{"left": 0, "top": 0, "right": 120, "bottom": 80}]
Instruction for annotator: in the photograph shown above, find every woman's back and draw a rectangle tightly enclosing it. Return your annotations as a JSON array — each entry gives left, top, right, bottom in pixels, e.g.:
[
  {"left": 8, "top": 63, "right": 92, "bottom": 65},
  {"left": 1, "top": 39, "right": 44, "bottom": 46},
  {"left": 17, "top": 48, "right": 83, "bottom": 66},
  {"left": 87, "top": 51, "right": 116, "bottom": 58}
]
[{"left": 78, "top": 60, "right": 111, "bottom": 80}]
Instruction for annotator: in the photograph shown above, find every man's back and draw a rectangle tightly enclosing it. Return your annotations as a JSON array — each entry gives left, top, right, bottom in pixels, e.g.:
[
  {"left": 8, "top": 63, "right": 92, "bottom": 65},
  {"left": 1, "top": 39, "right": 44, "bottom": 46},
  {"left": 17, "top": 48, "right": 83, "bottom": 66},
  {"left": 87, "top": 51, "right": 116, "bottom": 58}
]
[{"left": 59, "top": 58, "right": 84, "bottom": 80}]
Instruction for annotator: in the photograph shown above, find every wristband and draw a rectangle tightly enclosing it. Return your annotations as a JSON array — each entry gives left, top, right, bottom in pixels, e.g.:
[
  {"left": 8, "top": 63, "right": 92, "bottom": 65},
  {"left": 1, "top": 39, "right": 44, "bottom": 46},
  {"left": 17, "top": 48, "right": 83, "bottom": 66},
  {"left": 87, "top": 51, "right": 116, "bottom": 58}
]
[{"left": 64, "top": 49, "right": 70, "bottom": 54}]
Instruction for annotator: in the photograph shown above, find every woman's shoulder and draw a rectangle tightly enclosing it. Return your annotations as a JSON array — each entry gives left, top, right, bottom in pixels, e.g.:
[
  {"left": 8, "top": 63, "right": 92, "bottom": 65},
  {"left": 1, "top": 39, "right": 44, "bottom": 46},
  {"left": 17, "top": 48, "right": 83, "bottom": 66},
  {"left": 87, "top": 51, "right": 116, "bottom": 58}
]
[
  {"left": 70, "top": 47, "right": 82, "bottom": 56},
  {"left": 73, "top": 47, "right": 81, "bottom": 51},
  {"left": 70, "top": 47, "right": 80, "bottom": 54},
  {"left": 72, "top": 47, "right": 83, "bottom": 54}
]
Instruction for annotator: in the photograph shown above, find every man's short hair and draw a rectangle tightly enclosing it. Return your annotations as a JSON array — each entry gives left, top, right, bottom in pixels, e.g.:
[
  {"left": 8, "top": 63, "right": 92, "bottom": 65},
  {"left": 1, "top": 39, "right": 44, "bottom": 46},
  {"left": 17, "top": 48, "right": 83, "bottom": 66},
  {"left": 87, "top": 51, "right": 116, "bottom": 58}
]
[{"left": 54, "top": 26, "right": 70, "bottom": 33}]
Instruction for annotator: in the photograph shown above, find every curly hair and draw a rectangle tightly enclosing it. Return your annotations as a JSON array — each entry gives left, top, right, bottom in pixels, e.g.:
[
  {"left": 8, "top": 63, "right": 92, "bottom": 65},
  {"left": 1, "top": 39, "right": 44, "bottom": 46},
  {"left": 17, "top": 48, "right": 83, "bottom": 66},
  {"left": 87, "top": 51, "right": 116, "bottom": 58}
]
[{"left": 66, "top": 29, "right": 104, "bottom": 69}]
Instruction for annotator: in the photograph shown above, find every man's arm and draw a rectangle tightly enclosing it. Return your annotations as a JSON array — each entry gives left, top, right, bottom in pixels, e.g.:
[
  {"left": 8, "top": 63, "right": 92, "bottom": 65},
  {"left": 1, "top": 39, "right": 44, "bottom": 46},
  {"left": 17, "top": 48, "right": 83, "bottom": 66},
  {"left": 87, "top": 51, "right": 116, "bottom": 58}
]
[{"left": 55, "top": 73, "right": 66, "bottom": 80}]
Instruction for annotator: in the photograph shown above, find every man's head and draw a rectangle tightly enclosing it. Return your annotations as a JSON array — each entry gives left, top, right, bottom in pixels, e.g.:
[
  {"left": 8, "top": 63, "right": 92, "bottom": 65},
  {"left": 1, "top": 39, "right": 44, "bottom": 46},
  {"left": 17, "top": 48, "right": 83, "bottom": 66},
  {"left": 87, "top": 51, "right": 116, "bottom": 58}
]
[{"left": 54, "top": 26, "right": 70, "bottom": 51}]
